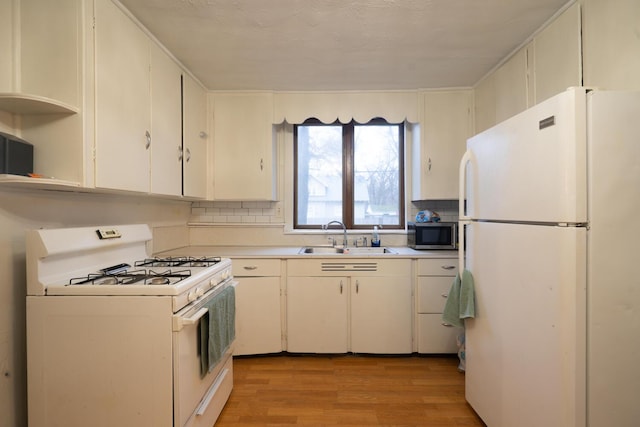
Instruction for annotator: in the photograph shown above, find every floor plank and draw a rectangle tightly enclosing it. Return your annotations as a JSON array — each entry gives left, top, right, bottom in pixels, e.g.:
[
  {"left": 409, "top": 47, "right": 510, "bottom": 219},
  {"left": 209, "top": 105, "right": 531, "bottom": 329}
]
[{"left": 215, "top": 354, "right": 486, "bottom": 426}]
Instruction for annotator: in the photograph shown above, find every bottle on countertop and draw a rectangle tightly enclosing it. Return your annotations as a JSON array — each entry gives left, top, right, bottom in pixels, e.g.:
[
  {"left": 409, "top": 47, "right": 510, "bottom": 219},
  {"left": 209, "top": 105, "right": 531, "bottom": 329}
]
[{"left": 371, "top": 226, "right": 380, "bottom": 247}]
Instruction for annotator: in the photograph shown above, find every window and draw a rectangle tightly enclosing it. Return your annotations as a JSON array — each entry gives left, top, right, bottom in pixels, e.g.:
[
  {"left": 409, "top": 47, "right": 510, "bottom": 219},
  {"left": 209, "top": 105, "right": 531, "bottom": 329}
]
[{"left": 294, "top": 118, "right": 404, "bottom": 229}]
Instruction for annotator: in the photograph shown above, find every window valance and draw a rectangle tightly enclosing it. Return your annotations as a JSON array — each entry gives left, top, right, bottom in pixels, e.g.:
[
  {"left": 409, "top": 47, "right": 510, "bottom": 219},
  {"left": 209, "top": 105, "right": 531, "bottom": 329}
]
[{"left": 273, "top": 90, "right": 420, "bottom": 124}]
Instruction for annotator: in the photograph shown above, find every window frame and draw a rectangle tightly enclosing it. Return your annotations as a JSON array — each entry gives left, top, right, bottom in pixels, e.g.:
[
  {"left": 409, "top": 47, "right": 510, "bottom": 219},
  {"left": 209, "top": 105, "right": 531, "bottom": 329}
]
[{"left": 293, "top": 118, "right": 405, "bottom": 230}]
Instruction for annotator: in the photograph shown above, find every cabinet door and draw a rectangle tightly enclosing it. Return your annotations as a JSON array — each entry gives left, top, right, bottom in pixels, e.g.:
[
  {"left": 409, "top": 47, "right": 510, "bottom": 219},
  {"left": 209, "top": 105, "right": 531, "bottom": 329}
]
[
  {"left": 533, "top": 3, "right": 581, "bottom": 104},
  {"left": 19, "top": 0, "right": 80, "bottom": 108},
  {"left": 182, "top": 74, "right": 208, "bottom": 198},
  {"left": 94, "top": 0, "right": 150, "bottom": 192},
  {"left": 211, "top": 92, "right": 275, "bottom": 200},
  {"left": 0, "top": 0, "right": 12, "bottom": 93},
  {"left": 286, "top": 276, "right": 348, "bottom": 353},
  {"left": 413, "top": 90, "right": 471, "bottom": 200},
  {"left": 493, "top": 48, "right": 529, "bottom": 123},
  {"left": 234, "top": 276, "right": 282, "bottom": 356},
  {"left": 150, "top": 43, "right": 182, "bottom": 196},
  {"left": 350, "top": 276, "right": 412, "bottom": 354}
]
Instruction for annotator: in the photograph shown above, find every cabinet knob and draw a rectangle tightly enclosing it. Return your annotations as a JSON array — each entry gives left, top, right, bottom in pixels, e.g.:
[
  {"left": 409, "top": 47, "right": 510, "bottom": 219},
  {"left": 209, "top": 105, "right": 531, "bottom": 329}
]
[
  {"left": 178, "top": 146, "right": 183, "bottom": 161},
  {"left": 145, "top": 130, "right": 151, "bottom": 149},
  {"left": 185, "top": 148, "right": 191, "bottom": 162},
  {"left": 441, "top": 265, "right": 455, "bottom": 270},
  {"left": 243, "top": 266, "right": 258, "bottom": 270},
  {"left": 428, "top": 157, "right": 432, "bottom": 171},
  {"left": 199, "top": 131, "right": 208, "bottom": 139},
  {"left": 441, "top": 322, "right": 454, "bottom": 327}
]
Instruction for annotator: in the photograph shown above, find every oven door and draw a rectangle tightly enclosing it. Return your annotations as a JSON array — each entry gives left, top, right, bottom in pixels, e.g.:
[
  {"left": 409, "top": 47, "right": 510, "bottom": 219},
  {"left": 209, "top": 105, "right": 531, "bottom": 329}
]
[{"left": 173, "top": 281, "right": 237, "bottom": 427}]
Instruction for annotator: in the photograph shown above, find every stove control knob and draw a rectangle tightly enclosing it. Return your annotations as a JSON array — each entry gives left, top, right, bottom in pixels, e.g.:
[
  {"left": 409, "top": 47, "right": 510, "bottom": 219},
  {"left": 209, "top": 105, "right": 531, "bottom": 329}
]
[
  {"left": 188, "top": 291, "right": 197, "bottom": 302},
  {"left": 222, "top": 269, "right": 230, "bottom": 280},
  {"left": 196, "top": 288, "right": 205, "bottom": 298}
]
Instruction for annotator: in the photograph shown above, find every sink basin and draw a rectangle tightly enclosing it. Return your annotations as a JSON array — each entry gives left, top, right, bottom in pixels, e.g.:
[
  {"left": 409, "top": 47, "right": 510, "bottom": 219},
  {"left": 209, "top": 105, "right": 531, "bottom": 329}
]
[
  {"left": 298, "top": 246, "right": 397, "bottom": 255},
  {"left": 298, "top": 246, "right": 345, "bottom": 254}
]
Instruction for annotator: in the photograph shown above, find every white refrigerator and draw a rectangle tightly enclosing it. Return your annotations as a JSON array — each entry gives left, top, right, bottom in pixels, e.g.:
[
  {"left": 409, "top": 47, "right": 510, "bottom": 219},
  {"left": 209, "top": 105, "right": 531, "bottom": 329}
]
[{"left": 459, "top": 87, "right": 640, "bottom": 427}]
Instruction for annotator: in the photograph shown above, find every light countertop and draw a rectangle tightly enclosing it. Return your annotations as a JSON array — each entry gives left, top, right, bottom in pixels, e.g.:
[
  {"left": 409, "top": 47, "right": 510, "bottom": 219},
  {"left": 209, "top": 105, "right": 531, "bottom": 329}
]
[{"left": 156, "top": 245, "right": 458, "bottom": 259}]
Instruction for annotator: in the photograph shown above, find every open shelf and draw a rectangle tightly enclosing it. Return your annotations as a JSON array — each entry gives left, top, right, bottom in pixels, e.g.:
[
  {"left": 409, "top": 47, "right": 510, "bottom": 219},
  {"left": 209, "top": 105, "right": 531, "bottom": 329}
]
[
  {"left": 0, "top": 174, "right": 82, "bottom": 190},
  {"left": 0, "top": 93, "right": 79, "bottom": 115}
]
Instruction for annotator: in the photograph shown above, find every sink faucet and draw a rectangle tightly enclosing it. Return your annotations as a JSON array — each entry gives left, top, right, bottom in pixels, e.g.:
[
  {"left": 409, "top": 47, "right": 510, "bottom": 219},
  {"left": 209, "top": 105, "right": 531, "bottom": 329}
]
[{"left": 323, "top": 220, "right": 347, "bottom": 248}]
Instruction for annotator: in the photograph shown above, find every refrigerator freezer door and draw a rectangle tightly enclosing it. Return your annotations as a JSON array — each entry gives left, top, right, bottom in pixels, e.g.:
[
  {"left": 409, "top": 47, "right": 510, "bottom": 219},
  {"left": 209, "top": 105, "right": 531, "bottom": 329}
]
[
  {"left": 465, "top": 221, "right": 586, "bottom": 427},
  {"left": 466, "top": 87, "right": 587, "bottom": 224}
]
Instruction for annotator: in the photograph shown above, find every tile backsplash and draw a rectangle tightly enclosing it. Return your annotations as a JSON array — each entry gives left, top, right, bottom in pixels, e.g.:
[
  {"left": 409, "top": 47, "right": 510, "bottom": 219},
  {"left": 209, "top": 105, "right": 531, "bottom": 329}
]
[
  {"left": 188, "top": 200, "right": 459, "bottom": 247},
  {"left": 190, "top": 201, "right": 284, "bottom": 224},
  {"left": 190, "top": 200, "right": 458, "bottom": 225}
]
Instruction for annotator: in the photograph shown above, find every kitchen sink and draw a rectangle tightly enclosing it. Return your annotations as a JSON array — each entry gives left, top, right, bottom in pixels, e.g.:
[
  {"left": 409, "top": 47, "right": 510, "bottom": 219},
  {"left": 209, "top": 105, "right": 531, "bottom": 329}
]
[
  {"left": 298, "top": 246, "right": 397, "bottom": 255},
  {"left": 299, "top": 246, "right": 345, "bottom": 254}
]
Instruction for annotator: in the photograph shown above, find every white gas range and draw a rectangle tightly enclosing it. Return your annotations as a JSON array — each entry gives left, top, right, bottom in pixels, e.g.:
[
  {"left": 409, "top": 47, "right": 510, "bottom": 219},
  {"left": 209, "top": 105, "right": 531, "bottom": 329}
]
[{"left": 25, "top": 224, "right": 236, "bottom": 427}]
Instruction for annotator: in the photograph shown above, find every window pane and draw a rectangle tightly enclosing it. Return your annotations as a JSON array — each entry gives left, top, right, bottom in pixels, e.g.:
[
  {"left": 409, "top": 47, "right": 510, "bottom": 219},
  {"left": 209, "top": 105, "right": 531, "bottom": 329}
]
[
  {"left": 296, "top": 125, "right": 343, "bottom": 225},
  {"left": 354, "top": 125, "right": 400, "bottom": 226}
]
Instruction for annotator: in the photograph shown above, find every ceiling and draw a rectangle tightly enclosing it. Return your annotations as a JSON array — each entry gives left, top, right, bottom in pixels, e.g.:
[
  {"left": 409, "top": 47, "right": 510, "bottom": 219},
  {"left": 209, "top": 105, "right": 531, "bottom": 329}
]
[{"left": 118, "top": 0, "right": 571, "bottom": 91}]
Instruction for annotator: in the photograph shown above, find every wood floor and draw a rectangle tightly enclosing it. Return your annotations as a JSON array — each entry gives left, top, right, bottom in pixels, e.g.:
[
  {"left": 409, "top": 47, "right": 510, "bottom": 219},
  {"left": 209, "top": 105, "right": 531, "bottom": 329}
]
[{"left": 215, "top": 354, "right": 486, "bottom": 426}]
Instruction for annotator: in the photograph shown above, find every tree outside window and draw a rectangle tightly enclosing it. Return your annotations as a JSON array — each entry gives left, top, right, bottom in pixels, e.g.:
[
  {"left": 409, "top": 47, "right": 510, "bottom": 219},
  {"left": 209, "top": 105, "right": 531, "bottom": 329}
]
[{"left": 294, "top": 119, "right": 404, "bottom": 229}]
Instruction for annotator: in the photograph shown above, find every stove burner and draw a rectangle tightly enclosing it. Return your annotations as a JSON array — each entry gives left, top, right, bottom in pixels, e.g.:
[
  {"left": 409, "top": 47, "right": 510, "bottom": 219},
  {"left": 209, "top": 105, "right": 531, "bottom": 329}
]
[
  {"left": 68, "top": 268, "right": 192, "bottom": 286},
  {"left": 96, "top": 276, "right": 119, "bottom": 285},
  {"left": 147, "top": 276, "right": 170, "bottom": 285},
  {"left": 134, "top": 256, "right": 222, "bottom": 268}
]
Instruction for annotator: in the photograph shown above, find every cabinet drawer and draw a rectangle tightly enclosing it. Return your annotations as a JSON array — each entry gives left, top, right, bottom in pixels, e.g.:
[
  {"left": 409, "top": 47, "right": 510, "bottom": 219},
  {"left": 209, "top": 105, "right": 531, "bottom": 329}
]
[
  {"left": 417, "top": 258, "right": 458, "bottom": 276},
  {"left": 417, "top": 276, "right": 454, "bottom": 313},
  {"left": 417, "top": 314, "right": 462, "bottom": 354},
  {"left": 232, "top": 258, "right": 281, "bottom": 277}
]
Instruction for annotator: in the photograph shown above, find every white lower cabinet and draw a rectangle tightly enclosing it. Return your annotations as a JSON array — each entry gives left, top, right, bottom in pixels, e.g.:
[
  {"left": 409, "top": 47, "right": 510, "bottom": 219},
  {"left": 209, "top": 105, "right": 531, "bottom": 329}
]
[
  {"left": 350, "top": 276, "right": 412, "bottom": 353},
  {"left": 416, "top": 258, "right": 463, "bottom": 353},
  {"left": 232, "top": 259, "right": 282, "bottom": 356},
  {"left": 286, "top": 259, "right": 412, "bottom": 354},
  {"left": 287, "top": 276, "right": 349, "bottom": 353}
]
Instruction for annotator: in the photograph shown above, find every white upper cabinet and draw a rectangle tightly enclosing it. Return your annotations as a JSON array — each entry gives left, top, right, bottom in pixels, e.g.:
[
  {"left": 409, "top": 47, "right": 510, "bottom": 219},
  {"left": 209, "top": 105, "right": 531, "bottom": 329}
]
[
  {"left": 0, "top": 0, "right": 80, "bottom": 114},
  {"left": 493, "top": 48, "right": 530, "bottom": 125},
  {"left": 150, "top": 43, "right": 182, "bottom": 196},
  {"left": 0, "top": 0, "right": 12, "bottom": 94},
  {"left": 95, "top": 0, "right": 185, "bottom": 196},
  {"left": 211, "top": 92, "right": 276, "bottom": 201},
  {"left": 182, "top": 73, "right": 208, "bottom": 199},
  {"left": 412, "top": 90, "right": 472, "bottom": 201},
  {"left": 474, "top": 3, "right": 582, "bottom": 133},
  {"left": 94, "top": 0, "right": 151, "bottom": 192},
  {"left": 533, "top": 2, "right": 582, "bottom": 104}
]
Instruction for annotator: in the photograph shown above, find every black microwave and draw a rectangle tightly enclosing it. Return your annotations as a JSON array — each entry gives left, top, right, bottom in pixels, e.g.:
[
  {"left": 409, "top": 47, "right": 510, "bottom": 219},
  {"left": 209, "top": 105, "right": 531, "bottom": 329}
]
[{"left": 407, "top": 222, "right": 457, "bottom": 250}]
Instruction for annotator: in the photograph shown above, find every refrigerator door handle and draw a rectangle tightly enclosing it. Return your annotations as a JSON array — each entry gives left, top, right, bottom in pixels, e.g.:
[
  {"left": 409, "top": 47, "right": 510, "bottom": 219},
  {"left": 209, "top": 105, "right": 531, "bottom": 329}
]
[{"left": 458, "top": 149, "right": 472, "bottom": 272}]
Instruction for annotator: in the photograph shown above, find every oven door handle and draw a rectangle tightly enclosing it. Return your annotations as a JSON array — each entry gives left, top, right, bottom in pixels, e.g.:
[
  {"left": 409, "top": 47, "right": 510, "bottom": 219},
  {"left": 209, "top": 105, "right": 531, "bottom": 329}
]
[{"left": 172, "top": 307, "right": 208, "bottom": 332}]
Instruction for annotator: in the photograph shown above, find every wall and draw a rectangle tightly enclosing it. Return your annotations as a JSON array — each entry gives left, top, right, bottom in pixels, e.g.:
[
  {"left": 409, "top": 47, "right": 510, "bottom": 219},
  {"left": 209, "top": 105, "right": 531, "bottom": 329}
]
[
  {"left": 0, "top": 188, "right": 191, "bottom": 427},
  {"left": 188, "top": 199, "right": 458, "bottom": 248}
]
